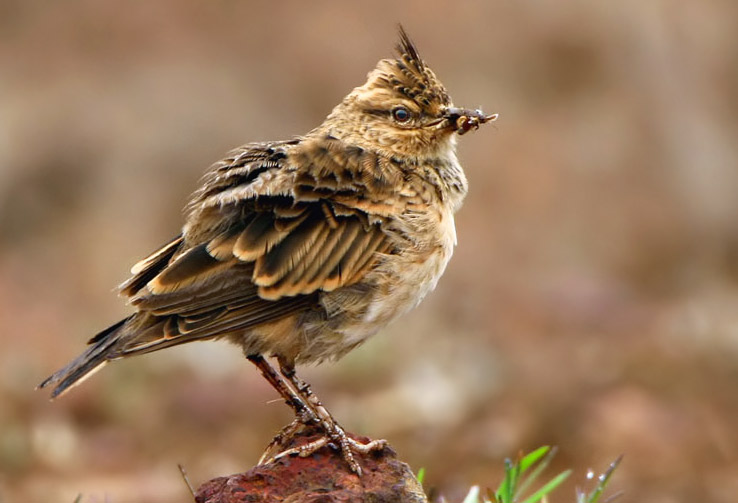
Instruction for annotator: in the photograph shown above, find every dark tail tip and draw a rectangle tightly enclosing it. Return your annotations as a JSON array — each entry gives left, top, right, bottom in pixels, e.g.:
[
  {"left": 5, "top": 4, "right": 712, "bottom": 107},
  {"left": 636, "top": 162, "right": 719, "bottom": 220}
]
[{"left": 37, "top": 318, "right": 129, "bottom": 398}]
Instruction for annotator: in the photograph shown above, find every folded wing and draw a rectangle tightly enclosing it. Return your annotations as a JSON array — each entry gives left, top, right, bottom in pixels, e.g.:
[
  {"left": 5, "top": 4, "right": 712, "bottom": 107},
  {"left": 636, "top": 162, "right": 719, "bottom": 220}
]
[{"left": 40, "top": 138, "right": 396, "bottom": 397}]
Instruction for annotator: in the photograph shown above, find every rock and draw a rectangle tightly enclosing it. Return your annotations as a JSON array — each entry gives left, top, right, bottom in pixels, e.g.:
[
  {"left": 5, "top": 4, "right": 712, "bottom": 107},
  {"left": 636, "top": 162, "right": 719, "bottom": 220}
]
[{"left": 195, "top": 428, "right": 427, "bottom": 503}]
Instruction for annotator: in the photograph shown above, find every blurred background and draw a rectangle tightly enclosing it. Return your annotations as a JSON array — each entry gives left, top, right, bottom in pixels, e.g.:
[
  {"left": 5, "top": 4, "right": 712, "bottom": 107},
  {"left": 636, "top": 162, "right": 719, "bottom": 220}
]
[{"left": 2, "top": 1, "right": 737, "bottom": 501}]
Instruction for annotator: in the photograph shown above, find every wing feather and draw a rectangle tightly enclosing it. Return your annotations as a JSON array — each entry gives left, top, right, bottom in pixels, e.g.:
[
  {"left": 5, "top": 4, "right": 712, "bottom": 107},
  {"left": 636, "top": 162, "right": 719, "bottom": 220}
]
[
  {"left": 147, "top": 244, "right": 231, "bottom": 294},
  {"left": 118, "top": 136, "right": 395, "bottom": 354},
  {"left": 41, "top": 135, "right": 403, "bottom": 397},
  {"left": 119, "top": 235, "right": 183, "bottom": 297},
  {"left": 253, "top": 212, "right": 329, "bottom": 286}
]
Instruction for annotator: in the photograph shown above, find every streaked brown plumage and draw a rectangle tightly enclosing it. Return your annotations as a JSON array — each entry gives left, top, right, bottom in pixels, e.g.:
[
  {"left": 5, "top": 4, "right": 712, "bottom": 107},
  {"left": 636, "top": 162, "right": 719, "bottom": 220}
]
[{"left": 39, "top": 26, "right": 496, "bottom": 474}]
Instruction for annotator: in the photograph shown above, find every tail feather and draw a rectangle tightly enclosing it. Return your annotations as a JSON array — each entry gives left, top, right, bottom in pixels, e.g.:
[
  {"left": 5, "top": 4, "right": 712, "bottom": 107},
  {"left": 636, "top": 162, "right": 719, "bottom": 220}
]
[{"left": 38, "top": 317, "right": 131, "bottom": 398}]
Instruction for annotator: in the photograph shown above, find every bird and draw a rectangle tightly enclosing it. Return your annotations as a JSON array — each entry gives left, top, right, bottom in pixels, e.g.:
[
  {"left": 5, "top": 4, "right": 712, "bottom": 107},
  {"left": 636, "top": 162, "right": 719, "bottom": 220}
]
[{"left": 39, "top": 26, "right": 497, "bottom": 475}]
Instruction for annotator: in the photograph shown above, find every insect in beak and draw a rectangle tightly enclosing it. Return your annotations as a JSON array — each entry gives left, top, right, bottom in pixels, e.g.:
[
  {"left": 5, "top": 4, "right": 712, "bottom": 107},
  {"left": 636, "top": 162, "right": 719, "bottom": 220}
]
[
  {"left": 425, "top": 107, "right": 498, "bottom": 134},
  {"left": 443, "top": 107, "right": 498, "bottom": 135}
]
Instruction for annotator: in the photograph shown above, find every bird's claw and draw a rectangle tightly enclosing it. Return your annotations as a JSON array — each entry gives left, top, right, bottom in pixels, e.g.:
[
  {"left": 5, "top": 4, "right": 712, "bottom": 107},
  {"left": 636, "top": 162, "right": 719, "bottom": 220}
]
[{"left": 260, "top": 424, "right": 387, "bottom": 476}]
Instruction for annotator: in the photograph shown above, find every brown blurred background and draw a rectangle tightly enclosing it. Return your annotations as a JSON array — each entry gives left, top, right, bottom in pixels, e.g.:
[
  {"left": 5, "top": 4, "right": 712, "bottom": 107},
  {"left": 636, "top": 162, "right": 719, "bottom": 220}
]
[{"left": 2, "top": 1, "right": 738, "bottom": 501}]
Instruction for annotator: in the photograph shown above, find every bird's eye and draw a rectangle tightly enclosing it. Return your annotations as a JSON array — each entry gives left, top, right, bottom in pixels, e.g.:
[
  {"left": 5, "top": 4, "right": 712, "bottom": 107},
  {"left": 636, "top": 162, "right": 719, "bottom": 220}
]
[{"left": 391, "top": 106, "right": 411, "bottom": 123}]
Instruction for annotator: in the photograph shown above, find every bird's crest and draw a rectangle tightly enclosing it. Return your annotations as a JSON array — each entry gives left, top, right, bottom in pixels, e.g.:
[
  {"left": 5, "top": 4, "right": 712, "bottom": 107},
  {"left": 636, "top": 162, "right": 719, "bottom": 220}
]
[{"left": 391, "top": 25, "right": 450, "bottom": 109}]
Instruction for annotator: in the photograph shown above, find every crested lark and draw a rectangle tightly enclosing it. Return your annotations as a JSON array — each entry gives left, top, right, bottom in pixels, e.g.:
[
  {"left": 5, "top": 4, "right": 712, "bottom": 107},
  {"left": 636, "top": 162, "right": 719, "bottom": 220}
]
[{"left": 39, "top": 27, "right": 496, "bottom": 474}]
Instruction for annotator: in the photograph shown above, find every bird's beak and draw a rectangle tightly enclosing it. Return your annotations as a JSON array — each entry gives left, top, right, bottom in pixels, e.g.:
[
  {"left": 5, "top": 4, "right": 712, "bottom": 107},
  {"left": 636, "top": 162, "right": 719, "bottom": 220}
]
[{"left": 436, "top": 107, "right": 498, "bottom": 135}]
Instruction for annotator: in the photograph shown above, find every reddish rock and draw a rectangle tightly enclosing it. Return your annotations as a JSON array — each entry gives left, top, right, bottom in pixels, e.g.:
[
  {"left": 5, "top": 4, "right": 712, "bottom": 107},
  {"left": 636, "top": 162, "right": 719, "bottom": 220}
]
[{"left": 195, "top": 428, "right": 427, "bottom": 503}]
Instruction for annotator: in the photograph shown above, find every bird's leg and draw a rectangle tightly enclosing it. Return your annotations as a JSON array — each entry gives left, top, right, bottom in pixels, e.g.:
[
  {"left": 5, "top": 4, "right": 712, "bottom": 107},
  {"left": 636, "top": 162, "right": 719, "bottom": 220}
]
[
  {"left": 273, "top": 359, "right": 387, "bottom": 476},
  {"left": 246, "top": 355, "right": 320, "bottom": 426},
  {"left": 248, "top": 355, "right": 326, "bottom": 465}
]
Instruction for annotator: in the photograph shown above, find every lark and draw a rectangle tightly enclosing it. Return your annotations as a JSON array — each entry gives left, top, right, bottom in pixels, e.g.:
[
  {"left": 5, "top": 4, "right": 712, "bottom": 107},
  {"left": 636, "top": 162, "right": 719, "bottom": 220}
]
[{"left": 39, "top": 26, "right": 496, "bottom": 474}]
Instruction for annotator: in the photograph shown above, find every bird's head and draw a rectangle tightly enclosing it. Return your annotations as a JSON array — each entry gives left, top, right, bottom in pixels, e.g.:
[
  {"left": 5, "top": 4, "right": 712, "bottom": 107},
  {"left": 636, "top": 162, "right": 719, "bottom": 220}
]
[{"left": 318, "top": 26, "right": 497, "bottom": 159}]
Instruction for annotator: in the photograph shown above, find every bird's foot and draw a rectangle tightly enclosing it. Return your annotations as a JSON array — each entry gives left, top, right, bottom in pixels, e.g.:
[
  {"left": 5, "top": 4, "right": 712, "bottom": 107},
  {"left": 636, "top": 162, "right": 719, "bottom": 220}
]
[
  {"left": 253, "top": 357, "right": 386, "bottom": 475},
  {"left": 257, "top": 418, "right": 307, "bottom": 466},
  {"left": 262, "top": 420, "right": 386, "bottom": 476}
]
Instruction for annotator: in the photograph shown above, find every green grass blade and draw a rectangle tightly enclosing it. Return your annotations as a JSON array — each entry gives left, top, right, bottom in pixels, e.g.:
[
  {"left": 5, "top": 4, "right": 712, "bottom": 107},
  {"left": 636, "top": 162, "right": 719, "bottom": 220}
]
[
  {"left": 519, "top": 446, "right": 551, "bottom": 473},
  {"left": 497, "top": 457, "right": 520, "bottom": 503},
  {"left": 585, "top": 455, "right": 623, "bottom": 503},
  {"left": 508, "top": 458, "right": 521, "bottom": 502},
  {"left": 416, "top": 467, "right": 426, "bottom": 486},
  {"left": 516, "top": 446, "right": 557, "bottom": 498},
  {"left": 520, "top": 469, "right": 572, "bottom": 503}
]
